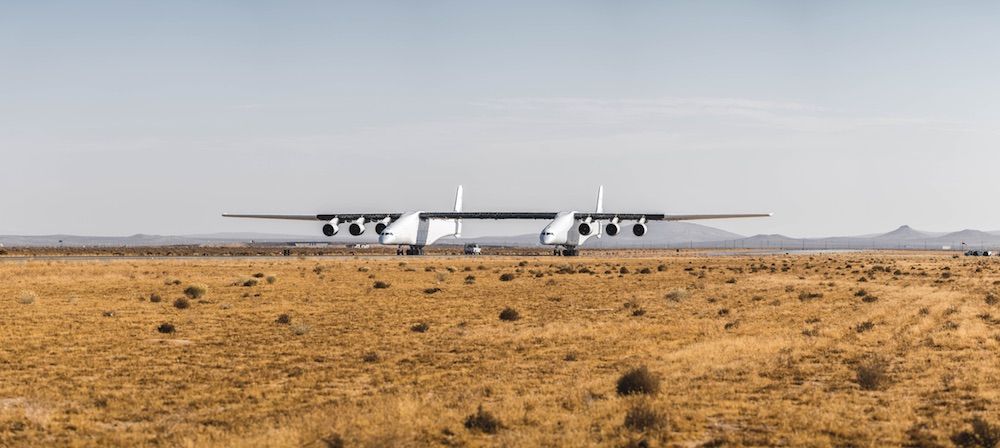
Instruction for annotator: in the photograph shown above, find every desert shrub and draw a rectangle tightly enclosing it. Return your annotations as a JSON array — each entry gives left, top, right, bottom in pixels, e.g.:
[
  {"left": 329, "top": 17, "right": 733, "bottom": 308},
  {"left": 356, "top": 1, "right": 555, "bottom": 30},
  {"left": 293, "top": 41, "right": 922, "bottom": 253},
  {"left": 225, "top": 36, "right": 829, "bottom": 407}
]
[
  {"left": 564, "top": 352, "right": 578, "bottom": 362},
  {"left": 499, "top": 307, "right": 520, "bottom": 321},
  {"left": 276, "top": 313, "right": 291, "bottom": 324},
  {"left": 623, "top": 401, "right": 667, "bottom": 432},
  {"left": 798, "top": 291, "right": 823, "bottom": 301},
  {"left": 321, "top": 433, "right": 344, "bottom": 448},
  {"left": 424, "top": 266, "right": 436, "bottom": 272},
  {"left": 855, "top": 355, "right": 889, "bottom": 391},
  {"left": 423, "top": 287, "right": 441, "bottom": 294},
  {"left": 149, "top": 293, "right": 162, "bottom": 303},
  {"left": 358, "top": 266, "right": 369, "bottom": 272},
  {"left": 499, "top": 273, "right": 515, "bottom": 281},
  {"left": 632, "top": 308, "right": 647, "bottom": 317},
  {"left": 725, "top": 278, "right": 737, "bottom": 284},
  {"left": 906, "top": 423, "right": 942, "bottom": 448},
  {"left": 464, "top": 406, "right": 501, "bottom": 434},
  {"left": 987, "top": 292, "right": 999, "bottom": 306},
  {"left": 292, "top": 324, "right": 310, "bottom": 335},
  {"left": 665, "top": 289, "right": 688, "bottom": 302},
  {"left": 266, "top": 275, "right": 277, "bottom": 284},
  {"left": 556, "top": 265, "right": 576, "bottom": 274},
  {"left": 252, "top": 272, "right": 265, "bottom": 278},
  {"left": 157, "top": 323, "right": 175, "bottom": 334},
  {"left": 952, "top": 416, "right": 1000, "bottom": 448},
  {"left": 855, "top": 289, "right": 868, "bottom": 297},
  {"left": 639, "top": 267, "right": 652, "bottom": 274},
  {"left": 617, "top": 366, "right": 661, "bottom": 396},
  {"left": 102, "top": 310, "right": 115, "bottom": 317},
  {"left": 17, "top": 291, "right": 37, "bottom": 305},
  {"left": 411, "top": 322, "right": 430, "bottom": 333},
  {"left": 173, "top": 298, "right": 190, "bottom": 309},
  {"left": 862, "top": 294, "right": 879, "bottom": 303},
  {"left": 241, "top": 278, "right": 258, "bottom": 287},
  {"left": 183, "top": 284, "right": 207, "bottom": 299},
  {"left": 373, "top": 281, "right": 390, "bottom": 289},
  {"left": 657, "top": 264, "right": 667, "bottom": 272},
  {"left": 464, "top": 275, "right": 476, "bottom": 284},
  {"left": 855, "top": 321, "right": 875, "bottom": 333},
  {"left": 619, "top": 266, "right": 630, "bottom": 274},
  {"left": 361, "top": 352, "right": 380, "bottom": 363}
]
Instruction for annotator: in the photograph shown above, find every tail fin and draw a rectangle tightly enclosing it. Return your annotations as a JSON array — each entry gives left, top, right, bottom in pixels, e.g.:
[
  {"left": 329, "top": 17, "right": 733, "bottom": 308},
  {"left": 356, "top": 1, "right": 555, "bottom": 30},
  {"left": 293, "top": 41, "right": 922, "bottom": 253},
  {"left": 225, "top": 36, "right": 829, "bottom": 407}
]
[
  {"left": 595, "top": 185, "right": 604, "bottom": 213},
  {"left": 595, "top": 185, "right": 604, "bottom": 237},
  {"left": 454, "top": 185, "right": 463, "bottom": 237}
]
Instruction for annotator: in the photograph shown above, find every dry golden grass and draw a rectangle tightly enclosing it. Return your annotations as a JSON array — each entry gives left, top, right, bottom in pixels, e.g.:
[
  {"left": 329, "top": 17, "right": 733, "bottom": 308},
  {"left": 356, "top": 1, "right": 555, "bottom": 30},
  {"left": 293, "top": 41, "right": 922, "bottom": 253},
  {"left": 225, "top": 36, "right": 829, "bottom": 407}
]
[{"left": 2, "top": 252, "right": 1000, "bottom": 446}]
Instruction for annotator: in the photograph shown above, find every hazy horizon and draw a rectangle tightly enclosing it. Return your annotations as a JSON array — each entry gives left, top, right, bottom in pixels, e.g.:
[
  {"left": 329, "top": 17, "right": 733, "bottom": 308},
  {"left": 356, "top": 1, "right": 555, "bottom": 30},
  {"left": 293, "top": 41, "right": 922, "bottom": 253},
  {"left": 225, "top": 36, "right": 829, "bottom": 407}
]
[{"left": 5, "top": 1, "right": 1000, "bottom": 238}]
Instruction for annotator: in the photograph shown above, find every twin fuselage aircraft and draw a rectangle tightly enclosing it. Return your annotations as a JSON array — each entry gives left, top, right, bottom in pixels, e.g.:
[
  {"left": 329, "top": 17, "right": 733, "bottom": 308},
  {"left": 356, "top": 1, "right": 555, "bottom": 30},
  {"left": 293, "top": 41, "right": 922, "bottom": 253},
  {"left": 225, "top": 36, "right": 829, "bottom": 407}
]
[{"left": 223, "top": 186, "right": 771, "bottom": 256}]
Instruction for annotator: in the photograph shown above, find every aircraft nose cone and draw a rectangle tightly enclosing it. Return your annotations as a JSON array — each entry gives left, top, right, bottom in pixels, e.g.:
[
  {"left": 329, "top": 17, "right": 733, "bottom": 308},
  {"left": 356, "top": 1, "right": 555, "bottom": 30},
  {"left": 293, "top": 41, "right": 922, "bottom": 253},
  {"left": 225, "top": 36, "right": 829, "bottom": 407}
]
[
  {"left": 380, "top": 234, "right": 395, "bottom": 245},
  {"left": 540, "top": 234, "right": 553, "bottom": 245}
]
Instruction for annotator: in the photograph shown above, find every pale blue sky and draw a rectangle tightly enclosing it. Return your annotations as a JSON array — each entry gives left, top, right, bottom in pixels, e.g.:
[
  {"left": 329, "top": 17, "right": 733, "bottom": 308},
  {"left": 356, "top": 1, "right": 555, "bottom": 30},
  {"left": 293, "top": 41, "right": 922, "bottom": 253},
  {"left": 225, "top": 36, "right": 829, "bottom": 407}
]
[{"left": 3, "top": 1, "right": 1000, "bottom": 237}]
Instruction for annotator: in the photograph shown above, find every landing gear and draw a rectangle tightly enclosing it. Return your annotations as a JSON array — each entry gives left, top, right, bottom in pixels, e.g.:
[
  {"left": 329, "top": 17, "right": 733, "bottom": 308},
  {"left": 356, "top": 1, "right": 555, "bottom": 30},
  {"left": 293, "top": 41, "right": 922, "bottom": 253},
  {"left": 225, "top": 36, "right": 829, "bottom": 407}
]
[
  {"left": 404, "top": 245, "right": 425, "bottom": 256},
  {"left": 553, "top": 246, "right": 579, "bottom": 256}
]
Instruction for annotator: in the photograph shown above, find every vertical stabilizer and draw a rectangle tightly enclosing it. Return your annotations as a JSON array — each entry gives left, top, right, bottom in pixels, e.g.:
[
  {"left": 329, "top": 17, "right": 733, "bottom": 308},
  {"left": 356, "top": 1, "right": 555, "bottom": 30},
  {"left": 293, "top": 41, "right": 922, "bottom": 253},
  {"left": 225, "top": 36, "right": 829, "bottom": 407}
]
[
  {"left": 454, "top": 185, "right": 463, "bottom": 237},
  {"left": 595, "top": 185, "right": 604, "bottom": 237},
  {"left": 596, "top": 185, "right": 604, "bottom": 213}
]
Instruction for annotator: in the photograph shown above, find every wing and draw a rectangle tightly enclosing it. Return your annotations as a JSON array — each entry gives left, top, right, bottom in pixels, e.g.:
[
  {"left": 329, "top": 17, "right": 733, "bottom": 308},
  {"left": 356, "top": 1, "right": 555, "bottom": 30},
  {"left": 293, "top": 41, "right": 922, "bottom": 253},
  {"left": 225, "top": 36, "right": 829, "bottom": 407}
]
[
  {"left": 656, "top": 213, "right": 773, "bottom": 221},
  {"left": 572, "top": 213, "right": 773, "bottom": 221},
  {"left": 224, "top": 212, "right": 771, "bottom": 221},
  {"left": 223, "top": 213, "right": 402, "bottom": 221}
]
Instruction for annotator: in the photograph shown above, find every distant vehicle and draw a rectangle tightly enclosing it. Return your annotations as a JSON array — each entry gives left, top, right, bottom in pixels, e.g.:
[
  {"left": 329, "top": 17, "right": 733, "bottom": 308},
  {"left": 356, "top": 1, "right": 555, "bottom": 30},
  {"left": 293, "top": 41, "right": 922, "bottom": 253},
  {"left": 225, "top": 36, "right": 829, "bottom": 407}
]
[
  {"left": 223, "top": 186, "right": 770, "bottom": 256},
  {"left": 464, "top": 243, "right": 482, "bottom": 255},
  {"left": 965, "top": 250, "right": 995, "bottom": 256}
]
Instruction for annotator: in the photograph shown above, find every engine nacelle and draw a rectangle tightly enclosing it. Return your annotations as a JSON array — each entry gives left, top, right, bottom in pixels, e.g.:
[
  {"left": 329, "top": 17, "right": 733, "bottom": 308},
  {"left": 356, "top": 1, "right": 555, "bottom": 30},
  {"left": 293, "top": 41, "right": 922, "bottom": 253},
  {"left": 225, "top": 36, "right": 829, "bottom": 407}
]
[
  {"left": 578, "top": 221, "right": 593, "bottom": 236},
  {"left": 374, "top": 217, "right": 391, "bottom": 235},
  {"left": 349, "top": 218, "right": 366, "bottom": 236},
  {"left": 632, "top": 223, "right": 648, "bottom": 237},
  {"left": 322, "top": 218, "right": 340, "bottom": 237},
  {"left": 605, "top": 222, "right": 620, "bottom": 236}
]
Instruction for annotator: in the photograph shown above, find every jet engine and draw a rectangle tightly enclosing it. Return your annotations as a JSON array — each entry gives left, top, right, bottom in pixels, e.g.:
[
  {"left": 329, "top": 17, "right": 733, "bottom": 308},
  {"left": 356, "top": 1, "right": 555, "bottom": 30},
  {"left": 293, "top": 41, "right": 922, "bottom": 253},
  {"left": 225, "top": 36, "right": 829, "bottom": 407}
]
[
  {"left": 578, "top": 220, "right": 593, "bottom": 236},
  {"left": 349, "top": 218, "right": 366, "bottom": 236},
  {"left": 632, "top": 223, "right": 647, "bottom": 237},
  {"left": 605, "top": 222, "right": 620, "bottom": 236},
  {"left": 322, "top": 218, "right": 339, "bottom": 237},
  {"left": 374, "top": 217, "right": 391, "bottom": 235}
]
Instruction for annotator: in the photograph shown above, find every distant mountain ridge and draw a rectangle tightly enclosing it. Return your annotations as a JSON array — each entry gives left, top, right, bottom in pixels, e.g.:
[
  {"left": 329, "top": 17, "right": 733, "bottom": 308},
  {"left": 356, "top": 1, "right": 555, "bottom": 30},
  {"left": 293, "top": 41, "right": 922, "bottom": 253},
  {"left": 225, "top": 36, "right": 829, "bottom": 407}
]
[{"left": 4, "top": 223, "right": 1000, "bottom": 249}]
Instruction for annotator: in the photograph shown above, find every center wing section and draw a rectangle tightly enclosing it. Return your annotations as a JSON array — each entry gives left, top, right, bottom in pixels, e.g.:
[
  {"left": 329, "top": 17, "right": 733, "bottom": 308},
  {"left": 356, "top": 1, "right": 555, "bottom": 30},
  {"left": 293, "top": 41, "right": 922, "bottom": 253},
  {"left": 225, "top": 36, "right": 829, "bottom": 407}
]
[{"left": 420, "top": 212, "right": 559, "bottom": 219}]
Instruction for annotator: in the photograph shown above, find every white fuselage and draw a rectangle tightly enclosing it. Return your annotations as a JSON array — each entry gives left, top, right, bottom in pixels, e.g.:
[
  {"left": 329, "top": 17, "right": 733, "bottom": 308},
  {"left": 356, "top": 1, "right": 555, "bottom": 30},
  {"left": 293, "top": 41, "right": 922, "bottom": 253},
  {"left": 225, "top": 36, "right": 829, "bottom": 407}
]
[
  {"left": 378, "top": 212, "right": 459, "bottom": 246},
  {"left": 539, "top": 211, "right": 598, "bottom": 247}
]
